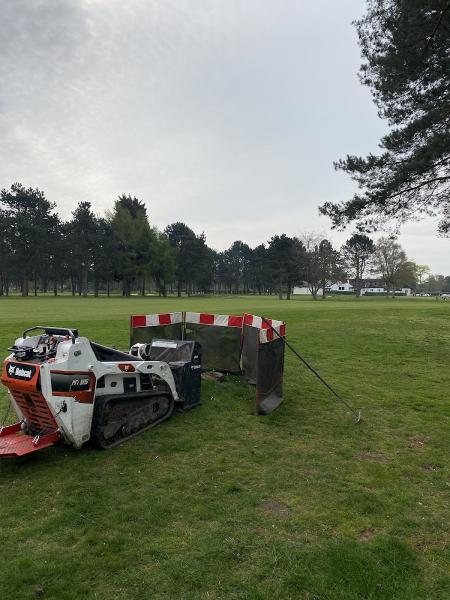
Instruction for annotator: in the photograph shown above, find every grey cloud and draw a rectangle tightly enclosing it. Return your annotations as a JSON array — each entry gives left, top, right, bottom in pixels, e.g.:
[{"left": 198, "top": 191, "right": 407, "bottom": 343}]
[{"left": 0, "top": 0, "right": 447, "bottom": 271}]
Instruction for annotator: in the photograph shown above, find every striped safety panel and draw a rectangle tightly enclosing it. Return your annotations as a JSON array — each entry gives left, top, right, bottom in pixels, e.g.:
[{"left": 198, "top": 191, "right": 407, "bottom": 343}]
[
  {"left": 185, "top": 313, "right": 243, "bottom": 328},
  {"left": 131, "top": 312, "right": 183, "bottom": 328},
  {"left": 243, "top": 314, "right": 286, "bottom": 343}
]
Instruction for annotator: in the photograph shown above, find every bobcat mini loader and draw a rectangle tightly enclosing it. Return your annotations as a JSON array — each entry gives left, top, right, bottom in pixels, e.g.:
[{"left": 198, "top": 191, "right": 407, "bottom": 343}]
[{"left": 0, "top": 326, "right": 201, "bottom": 458}]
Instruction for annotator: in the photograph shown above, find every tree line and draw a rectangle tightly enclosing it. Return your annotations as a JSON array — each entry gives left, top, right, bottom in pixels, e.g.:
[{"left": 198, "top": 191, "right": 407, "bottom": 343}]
[{"left": 0, "top": 183, "right": 447, "bottom": 298}]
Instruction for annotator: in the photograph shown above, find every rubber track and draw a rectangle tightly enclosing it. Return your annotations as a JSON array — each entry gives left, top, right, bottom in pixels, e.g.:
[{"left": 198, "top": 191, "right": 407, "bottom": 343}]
[{"left": 90, "top": 390, "right": 174, "bottom": 449}]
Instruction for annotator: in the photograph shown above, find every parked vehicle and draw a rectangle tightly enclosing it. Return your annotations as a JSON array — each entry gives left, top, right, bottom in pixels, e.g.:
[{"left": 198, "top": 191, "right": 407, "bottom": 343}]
[{"left": 0, "top": 326, "right": 201, "bottom": 457}]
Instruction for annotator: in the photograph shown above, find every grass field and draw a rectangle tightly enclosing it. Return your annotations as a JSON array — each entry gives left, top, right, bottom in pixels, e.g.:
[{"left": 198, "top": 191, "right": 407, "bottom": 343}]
[{"left": 0, "top": 295, "right": 448, "bottom": 600}]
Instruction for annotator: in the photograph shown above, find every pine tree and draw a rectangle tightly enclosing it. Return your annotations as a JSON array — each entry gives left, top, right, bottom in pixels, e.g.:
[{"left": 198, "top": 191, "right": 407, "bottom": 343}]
[
  {"left": 320, "top": 0, "right": 450, "bottom": 234},
  {"left": 0, "top": 183, "right": 59, "bottom": 296}
]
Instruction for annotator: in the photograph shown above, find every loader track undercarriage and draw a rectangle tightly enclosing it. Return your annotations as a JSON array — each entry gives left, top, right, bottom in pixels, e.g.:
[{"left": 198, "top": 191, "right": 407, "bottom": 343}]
[{"left": 91, "top": 391, "right": 174, "bottom": 449}]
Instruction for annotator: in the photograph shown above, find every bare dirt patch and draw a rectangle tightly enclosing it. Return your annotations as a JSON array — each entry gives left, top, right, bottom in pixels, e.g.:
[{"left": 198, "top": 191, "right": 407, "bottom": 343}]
[
  {"left": 408, "top": 436, "right": 430, "bottom": 449},
  {"left": 358, "top": 527, "right": 384, "bottom": 543},
  {"left": 260, "top": 499, "right": 291, "bottom": 517},
  {"left": 201, "top": 371, "right": 226, "bottom": 382},
  {"left": 414, "top": 536, "right": 449, "bottom": 551},
  {"left": 422, "top": 464, "right": 439, "bottom": 472}
]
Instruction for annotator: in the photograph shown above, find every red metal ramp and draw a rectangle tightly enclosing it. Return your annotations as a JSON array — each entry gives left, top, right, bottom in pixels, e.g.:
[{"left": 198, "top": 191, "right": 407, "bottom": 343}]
[{"left": 0, "top": 423, "right": 59, "bottom": 458}]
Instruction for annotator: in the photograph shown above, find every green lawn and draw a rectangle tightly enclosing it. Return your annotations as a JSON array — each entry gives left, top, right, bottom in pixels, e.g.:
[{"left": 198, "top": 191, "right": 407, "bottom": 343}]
[{"left": 0, "top": 296, "right": 448, "bottom": 600}]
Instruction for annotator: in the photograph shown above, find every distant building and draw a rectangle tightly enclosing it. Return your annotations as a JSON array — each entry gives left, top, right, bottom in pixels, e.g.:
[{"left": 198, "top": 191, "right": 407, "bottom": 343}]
[
  {"left": 327, "top": 280, "right": 354, "bottom": 293},
  {"left": 292, "top": 284, "right": 312, "bottom": 295},
  {"left": 293, "top": 279, "right": 412, "bottom": 296},
  {"left": 328, "top": 279, "right": 412, "bottom": 295},
  {"left": 354, "top": 278, "right": 385, "bottom": 294}
]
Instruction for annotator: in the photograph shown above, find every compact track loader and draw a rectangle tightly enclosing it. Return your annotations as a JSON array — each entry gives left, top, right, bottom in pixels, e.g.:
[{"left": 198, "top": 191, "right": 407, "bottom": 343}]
[{"left": 0, "top": 327, "right": 201, "bottom": 457}]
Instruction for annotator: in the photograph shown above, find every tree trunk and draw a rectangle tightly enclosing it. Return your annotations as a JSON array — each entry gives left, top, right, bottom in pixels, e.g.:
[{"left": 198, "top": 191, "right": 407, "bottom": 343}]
[
  {"left": 22, "top": 276, "right": 28, "bottom": 297},
  {"left": 141, "top": 276, "right": 145, "bottom": 296},
  {"left": 82, "top": 267, "right": 88, "bottom": 297},
  {"left": 278, "top": 270, "right": 283, "bottom": 300},
  {"left": 106, "top": 279, "right": 110, "bottom": 297},
  {"left": 53, "top": 280, "right": 58, "bottom": 296}
]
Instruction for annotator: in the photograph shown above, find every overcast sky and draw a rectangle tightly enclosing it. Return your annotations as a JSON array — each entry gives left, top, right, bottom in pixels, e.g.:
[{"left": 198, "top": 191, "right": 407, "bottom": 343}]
[{"left": 1, "top": 0, "right": 448, "bottom": 272}]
